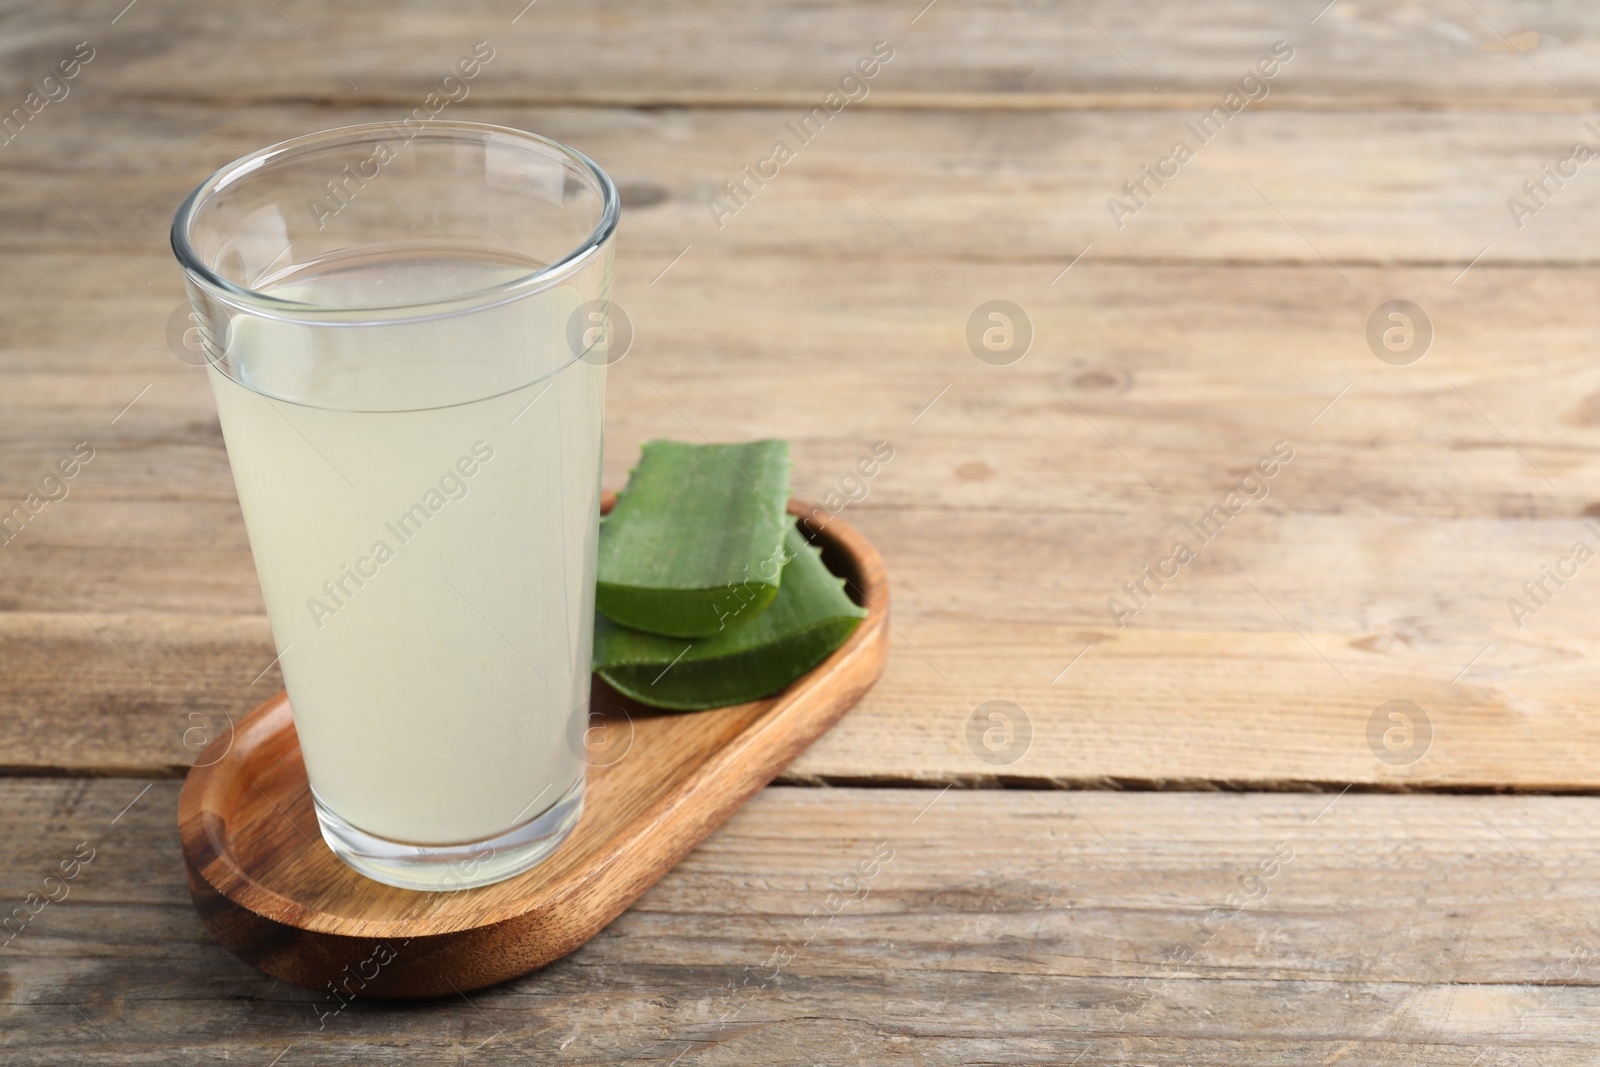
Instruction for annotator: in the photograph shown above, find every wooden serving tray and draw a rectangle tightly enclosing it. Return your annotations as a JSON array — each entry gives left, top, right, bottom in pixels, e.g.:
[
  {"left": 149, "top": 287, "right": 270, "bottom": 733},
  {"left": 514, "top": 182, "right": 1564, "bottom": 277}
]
[{"left": 178, "top": 499, "right": 887, "bottom": 997}]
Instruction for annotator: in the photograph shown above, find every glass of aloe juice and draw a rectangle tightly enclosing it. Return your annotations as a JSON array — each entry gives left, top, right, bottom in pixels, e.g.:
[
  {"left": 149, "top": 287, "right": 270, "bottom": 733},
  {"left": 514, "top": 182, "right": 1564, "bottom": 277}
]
[{"left": 172, "top": 122, "right": 620, "bottom": 890}]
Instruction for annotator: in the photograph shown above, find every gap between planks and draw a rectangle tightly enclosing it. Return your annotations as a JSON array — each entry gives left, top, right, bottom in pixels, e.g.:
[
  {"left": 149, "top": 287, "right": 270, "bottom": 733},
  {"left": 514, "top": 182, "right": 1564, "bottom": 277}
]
[
  {"left": 99, "top": 90, "right": 1600, "bottom": 113},
  {"left": 11, "top": 763, "right": 1600, "bottom": 797}
]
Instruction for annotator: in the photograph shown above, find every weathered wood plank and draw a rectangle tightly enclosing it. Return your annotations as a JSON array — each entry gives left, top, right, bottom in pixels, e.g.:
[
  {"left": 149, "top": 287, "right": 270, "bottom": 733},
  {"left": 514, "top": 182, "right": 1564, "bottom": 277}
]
[
  {"left": 2, "top": 251, "right": 1598, "bottom": 787},
  {"left": 4, "top": 0, "right": 1592, "bottom": 1059},
  {"left": 1, "top": 0, "right": 1594, "bottom": 107},
  {"left": 4, "top": 103, "right": 1600, "bottom": 266},
  {"left": 1, "top": 780, "right": 1597, "bottom": 1064}
]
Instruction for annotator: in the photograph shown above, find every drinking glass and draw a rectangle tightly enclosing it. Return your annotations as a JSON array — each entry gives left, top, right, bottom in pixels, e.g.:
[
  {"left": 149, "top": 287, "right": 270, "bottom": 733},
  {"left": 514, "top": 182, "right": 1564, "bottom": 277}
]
[{"left": 171, "top": 121, "right": 619, "bottom": 890}]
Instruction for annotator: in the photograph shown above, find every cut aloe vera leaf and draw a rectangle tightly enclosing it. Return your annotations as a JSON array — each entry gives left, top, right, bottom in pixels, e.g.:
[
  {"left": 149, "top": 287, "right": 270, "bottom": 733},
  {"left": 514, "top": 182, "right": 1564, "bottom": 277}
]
[
  {"left": 596, "top": 439, "right": 792, "bottom": 638},
  {"left": 594, "top": 525, "right": 867, "bottom": 711}
]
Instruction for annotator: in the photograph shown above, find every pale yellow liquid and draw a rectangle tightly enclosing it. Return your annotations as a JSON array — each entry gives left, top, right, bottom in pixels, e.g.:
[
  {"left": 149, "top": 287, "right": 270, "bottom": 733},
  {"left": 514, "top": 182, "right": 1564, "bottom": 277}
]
[{"left": 208, "top": 257, "right": 602, "bottom": 844}]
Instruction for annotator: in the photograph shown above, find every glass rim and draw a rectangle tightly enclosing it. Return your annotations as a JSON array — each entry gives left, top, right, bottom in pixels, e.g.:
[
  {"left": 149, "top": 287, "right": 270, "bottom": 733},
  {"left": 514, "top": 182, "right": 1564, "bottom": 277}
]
[{"left": 169, "top": 120, "right": 620, "bottom": 327}]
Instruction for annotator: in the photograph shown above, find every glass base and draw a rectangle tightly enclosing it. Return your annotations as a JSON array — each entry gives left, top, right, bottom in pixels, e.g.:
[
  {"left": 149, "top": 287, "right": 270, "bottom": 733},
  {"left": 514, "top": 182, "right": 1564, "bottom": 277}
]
[{"left": 312, "top": 774, "right": 585, "bottom": 891}]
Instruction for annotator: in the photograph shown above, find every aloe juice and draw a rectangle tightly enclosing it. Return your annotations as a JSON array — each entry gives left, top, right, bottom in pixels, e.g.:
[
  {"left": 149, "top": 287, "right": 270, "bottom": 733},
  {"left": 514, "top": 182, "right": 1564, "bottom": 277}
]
[{"left": 208, "top": 254, "right": 603, "bottom": 846}]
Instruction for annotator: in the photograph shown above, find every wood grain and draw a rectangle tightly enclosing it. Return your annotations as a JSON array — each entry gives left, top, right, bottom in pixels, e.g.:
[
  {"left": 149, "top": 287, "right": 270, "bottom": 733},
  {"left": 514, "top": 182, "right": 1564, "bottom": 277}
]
[
  {"left": 2, "top": 251, "right": 1599, "bottom": 789},
  {"left": 5, "top": 0, "right": 1598, "bottom": 1055},
  {"left": 6, "top": 778, "right": 1600, "bottom": 1064},
  {"left": 177, "top": 501, "right": 888, "bottom": 996},
  {"left": 7, "top": 103, "right": 1600, "bottom": 267},
  {"left": 1, "top": 0, "right": 1594, "bottom": 107}
]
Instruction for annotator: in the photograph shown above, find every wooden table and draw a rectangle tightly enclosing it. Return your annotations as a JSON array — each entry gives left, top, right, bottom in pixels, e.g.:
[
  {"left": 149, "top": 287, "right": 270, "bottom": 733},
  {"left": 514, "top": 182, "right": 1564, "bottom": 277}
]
[{"left": 4, "top": 1, "right": 1600, "bottom": 1061}]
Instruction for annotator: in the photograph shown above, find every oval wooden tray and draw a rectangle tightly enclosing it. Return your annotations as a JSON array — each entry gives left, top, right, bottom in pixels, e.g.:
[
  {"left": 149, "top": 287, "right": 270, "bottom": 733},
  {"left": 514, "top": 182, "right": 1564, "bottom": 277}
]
[{"left": 178, "top": 499, "right": 887, "bottom": 997}]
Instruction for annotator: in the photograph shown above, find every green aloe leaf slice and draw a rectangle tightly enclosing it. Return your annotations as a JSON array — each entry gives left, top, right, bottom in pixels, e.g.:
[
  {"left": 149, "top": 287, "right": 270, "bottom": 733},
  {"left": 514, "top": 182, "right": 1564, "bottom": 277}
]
[
  {"left": 596, "top": 439, "right": 792, "bottom": 638},
  {"left": 594, "top": 525, "right": 867, "bottom": 710}
]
